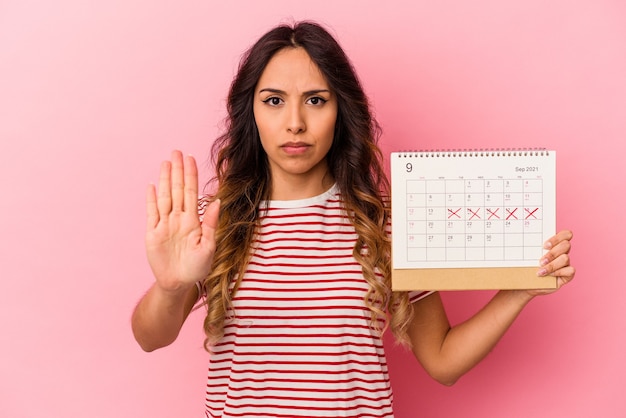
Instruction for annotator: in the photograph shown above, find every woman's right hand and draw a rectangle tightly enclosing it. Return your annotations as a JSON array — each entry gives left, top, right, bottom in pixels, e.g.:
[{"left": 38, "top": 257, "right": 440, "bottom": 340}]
[{"left": 145, "top": 150, "right": 220, "bottom": 294}]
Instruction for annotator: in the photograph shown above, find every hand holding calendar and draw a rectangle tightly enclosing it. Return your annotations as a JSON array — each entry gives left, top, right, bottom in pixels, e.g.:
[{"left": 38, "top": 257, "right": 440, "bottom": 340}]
[{"left": 528, "top": 229, "right": 575, "bottom": 296}]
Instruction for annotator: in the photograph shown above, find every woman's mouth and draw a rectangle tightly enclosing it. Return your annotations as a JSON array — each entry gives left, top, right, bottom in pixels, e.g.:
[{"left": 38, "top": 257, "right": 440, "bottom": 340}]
[{"left": 281, "top": 142, "right": 310, "bottom": 155}]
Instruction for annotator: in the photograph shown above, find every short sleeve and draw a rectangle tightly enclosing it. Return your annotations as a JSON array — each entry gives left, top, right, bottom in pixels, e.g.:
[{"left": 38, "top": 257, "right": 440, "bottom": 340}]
[{"left": 408, "top": 290, "right": 435, "bottom": 304}]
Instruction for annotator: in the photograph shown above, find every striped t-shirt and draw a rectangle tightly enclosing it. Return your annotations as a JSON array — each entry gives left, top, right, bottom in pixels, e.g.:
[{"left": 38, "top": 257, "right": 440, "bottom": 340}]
[{"left": 203, "top": 184, "right": 431, "bottom": 418}]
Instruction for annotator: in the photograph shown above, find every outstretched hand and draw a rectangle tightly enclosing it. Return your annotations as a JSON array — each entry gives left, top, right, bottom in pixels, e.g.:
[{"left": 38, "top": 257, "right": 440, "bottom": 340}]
[
  {"left": 528, "top": 229, "right": 575, "bottom": 296},
  {"left": 145, "top": 150, "right": 220, "bottom": 293}
]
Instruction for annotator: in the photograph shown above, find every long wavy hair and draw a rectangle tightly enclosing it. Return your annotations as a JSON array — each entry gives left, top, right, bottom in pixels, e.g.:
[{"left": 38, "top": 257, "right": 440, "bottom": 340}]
[{"left": 201, "top": 21, "right": 413, "bottom": 349}]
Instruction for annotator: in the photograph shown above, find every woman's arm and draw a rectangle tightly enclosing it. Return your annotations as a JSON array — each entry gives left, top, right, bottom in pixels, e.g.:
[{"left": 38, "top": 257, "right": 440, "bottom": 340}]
[
  {"left": 131, "top": 281, "right": 200, "bottom": 352},
  {"left": 131, "top": 151, "right": 220, "bottom": 352},
  {"left": 407, "top": 230, "right": 575, "bottom": 385}
]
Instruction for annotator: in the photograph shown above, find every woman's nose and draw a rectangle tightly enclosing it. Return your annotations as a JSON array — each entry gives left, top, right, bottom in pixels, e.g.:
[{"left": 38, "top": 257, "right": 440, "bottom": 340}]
[{"left": 286, "top": 103, "right": 306, "bottom": 134}]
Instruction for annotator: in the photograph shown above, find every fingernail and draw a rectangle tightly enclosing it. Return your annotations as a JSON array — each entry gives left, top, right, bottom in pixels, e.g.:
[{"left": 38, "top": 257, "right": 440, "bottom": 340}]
[
  {"left": 537, "top": 268, "right": 547, "bottom": 277},
  {"left": 543, "top": 241, "right": 552, "bottom": 249},
  {"left": 540, "top": 258, "right": 549, "bottom": 266}
]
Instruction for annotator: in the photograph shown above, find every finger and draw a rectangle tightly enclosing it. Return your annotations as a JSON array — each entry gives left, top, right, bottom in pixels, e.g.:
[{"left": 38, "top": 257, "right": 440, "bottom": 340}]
[
  {"left": 200, "top": 199, "right": 221, "bottom": 250},
  {"left": 538, "top": 252, "right": 570, "bottom": 277},
  {"left": 540, "top": 238, "right": 571, "bottom": 267},
  {"left": 157, "top": 160, "right": 173, "bottom": 216},
  {"left": 549, "top": 264, "right": 576, "bottom": 289},
  {"left": 183, "top": 155, "right": 199, "bottom": 214},
  {"left": 171, "top": 150, "right": 185, "bottom": 212},
  {"left": 543, "top": 229, "right": 573, "bottom": 250},
  {"left": 202, "top": 199, "right": 220, "bottom": 230},
  {"left": 553, "top": 265, "right": 576, "bottom": 282},
  {"left": 146, "top": 183, "right": 159, "bottom": 229}
]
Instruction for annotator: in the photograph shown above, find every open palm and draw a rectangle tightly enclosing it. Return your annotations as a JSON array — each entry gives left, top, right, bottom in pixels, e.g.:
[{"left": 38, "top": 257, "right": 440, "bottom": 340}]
[{"left": 145, "top": 151, "right": 219, "bottom": 292}]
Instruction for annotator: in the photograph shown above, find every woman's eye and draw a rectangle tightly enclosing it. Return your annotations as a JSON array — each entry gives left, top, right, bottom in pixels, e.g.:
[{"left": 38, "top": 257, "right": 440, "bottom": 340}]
[
  {"left": 307, "top": 97, "right": 327, "bottom": 105},
  {"left": 263, "top": 97, "right": 283, "bottom": 106}
]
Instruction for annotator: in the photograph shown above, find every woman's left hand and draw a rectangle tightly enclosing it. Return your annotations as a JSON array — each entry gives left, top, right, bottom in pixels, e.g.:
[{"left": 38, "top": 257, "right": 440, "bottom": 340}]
[{"left": 528, "top": 229, "right": 575, "bottom": 296}]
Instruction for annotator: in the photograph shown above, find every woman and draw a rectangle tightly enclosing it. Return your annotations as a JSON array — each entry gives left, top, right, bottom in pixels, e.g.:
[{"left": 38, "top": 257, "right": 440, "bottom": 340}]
[{"left": 132, "top": 21, "right": 575, "bottom": 417}]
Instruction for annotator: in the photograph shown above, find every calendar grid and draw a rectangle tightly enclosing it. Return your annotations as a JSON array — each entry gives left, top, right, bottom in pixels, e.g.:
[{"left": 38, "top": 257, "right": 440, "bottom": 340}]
[{"left": 405, "top": 177, "right": 544, "bottom": 263}]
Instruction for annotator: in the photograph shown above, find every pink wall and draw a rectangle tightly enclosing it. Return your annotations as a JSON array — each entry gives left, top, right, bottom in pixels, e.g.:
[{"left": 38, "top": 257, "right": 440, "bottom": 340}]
[{"left": 1, "top": 1, "right": 624, "bottom": 417}]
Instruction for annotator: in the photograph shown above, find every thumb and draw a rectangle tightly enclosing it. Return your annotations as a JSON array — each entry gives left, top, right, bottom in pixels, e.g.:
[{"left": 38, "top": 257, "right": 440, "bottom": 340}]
[{"left": 201, "top": 198, "right": 221, "bottom": 237}]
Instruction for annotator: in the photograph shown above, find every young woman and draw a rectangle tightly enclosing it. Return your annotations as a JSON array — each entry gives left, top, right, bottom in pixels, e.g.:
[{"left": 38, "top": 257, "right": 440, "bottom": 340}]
[{"left": 132, "top": 21, "right": 575, "bottom": 417}]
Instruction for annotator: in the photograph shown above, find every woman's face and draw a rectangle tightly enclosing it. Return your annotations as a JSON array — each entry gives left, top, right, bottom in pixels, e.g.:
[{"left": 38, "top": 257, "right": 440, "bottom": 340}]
[{"left": 253, "top": 47, "right": 338, "bottom": 198}]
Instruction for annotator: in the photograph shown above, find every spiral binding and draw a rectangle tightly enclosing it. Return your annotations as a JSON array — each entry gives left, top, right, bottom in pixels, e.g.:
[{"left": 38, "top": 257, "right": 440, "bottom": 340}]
[{"left": 395, "top": 148, "right": 550, "bottom": 158}]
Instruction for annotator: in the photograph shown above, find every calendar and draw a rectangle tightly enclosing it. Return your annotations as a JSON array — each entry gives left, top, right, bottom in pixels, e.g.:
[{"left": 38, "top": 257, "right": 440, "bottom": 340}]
[{"left": 391, "top": 149, "right": 557, "bottom": 290}]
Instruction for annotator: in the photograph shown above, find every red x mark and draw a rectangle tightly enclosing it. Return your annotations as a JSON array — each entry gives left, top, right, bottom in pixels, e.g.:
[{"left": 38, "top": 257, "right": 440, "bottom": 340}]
[
  {"left": 506, "top": 208, "right": 518, "bottom": 220},
  {"left": 525, "top": 208, "right": 539, "bottom": 219},
  {"left": 487, "top": 208, "right": 500, "bottom": 219},
  {"left": 468, "top": 208, "right": 481, "bottom": 220},
  {"left": 447, "top": 208, "right": 461, "bottom": 219}
]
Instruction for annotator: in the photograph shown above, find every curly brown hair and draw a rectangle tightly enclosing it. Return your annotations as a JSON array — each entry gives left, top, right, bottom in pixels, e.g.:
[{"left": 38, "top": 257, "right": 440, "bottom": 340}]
[{"left": 201, "top": 21, "right": 413, "bottom": 350}]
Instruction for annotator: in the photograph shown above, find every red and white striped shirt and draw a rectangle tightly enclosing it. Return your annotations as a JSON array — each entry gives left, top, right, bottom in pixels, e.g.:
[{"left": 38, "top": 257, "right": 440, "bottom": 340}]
[{"left": 203, "top": 184, "right": 431, "bottom": 418}]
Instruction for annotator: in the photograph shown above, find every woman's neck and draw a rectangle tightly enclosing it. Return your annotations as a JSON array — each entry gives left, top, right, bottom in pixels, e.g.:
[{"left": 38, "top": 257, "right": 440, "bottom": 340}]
[{"left": 269, "top": 172, "right": 335, "bottom": 200}]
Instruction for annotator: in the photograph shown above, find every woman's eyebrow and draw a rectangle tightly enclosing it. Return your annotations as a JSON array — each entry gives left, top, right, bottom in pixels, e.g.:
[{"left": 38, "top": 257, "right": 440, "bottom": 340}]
[
  {"left": 304, "top": 89, "right": 331, "bottom": 95},
  {"left": 258, "top": 88, "right": 285, "bottom": 94},
  {"left": 258, "top": 88, "right": 331, "bottom": 95}
]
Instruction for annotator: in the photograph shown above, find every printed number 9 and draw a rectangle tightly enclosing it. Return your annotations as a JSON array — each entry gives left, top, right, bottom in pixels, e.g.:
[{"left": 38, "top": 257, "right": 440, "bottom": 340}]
[{"left": 406, "top": 163, "right": 412, "bottom": 173}]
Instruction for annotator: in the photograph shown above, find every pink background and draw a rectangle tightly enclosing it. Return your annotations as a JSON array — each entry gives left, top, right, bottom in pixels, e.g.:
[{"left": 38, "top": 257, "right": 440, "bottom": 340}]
[{"left": 1, "top": 1, "right": 625, "bottom": 417}]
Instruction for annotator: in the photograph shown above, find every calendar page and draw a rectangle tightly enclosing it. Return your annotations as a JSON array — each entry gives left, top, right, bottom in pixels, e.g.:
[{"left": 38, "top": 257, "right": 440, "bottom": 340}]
[{"left": 391, "top": 150, "right": 556, "bottom": 270}]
